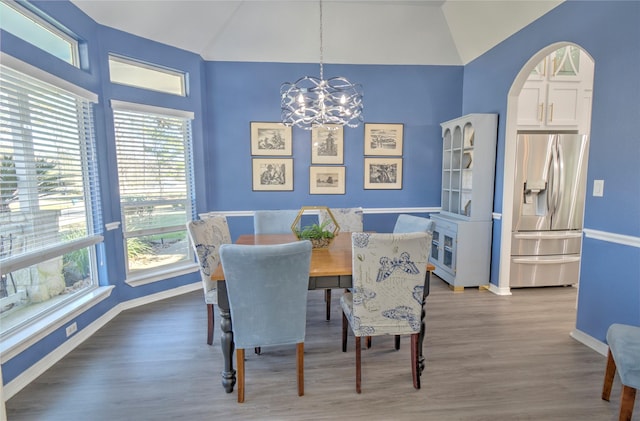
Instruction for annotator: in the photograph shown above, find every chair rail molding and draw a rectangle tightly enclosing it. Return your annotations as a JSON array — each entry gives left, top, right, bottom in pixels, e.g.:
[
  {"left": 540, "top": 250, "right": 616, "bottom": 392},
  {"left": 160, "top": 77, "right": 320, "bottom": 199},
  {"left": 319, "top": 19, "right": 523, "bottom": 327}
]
[{"left": 583, "top": 229, "right": 640, "bottom": 248}]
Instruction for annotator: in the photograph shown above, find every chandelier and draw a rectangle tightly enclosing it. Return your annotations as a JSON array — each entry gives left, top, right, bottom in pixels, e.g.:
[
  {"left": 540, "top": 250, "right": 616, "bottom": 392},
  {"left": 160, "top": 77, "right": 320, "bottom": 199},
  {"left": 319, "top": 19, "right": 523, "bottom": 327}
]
[{"left": 280, "top": 0, "right": 363, "bottom": 130}]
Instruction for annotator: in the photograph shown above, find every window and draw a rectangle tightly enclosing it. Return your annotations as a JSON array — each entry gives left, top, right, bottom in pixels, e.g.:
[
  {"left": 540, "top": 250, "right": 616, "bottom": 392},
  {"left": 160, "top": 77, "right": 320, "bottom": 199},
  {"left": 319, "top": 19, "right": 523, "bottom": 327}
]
[
  {"left": 0, "top": 0, "right": 80, "bottom": 66},
  {"left": 108, "top": 55, "right": 186, "bottom": 96},
  {"left": 0, "top": 61, "right": 101, "bottom": 335},
  {"left": 111, "top": 101, "right": 194, "bottom": 278}
]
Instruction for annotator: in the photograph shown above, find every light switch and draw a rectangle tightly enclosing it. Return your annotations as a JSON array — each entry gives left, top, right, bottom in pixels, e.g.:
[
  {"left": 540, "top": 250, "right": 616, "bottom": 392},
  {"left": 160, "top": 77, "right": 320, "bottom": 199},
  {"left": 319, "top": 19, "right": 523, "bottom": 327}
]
[{"left": 593, "top": 179, "right": 604, "bottom": 197}]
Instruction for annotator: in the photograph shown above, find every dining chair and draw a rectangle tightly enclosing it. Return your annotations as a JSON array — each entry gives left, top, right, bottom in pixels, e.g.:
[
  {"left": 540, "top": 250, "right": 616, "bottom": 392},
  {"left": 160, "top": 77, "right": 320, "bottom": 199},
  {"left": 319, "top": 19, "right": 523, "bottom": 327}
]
[
  {"left": 186, "top": 215, "right": 231, "bottom": 345},
  {"left": 253, "top": 209, "right": 300, "bottom": 234},
  {"left": 602, "top": 323, "right": 640, "bottom": 421},
  {"left": 318, "top": 207, "right": 364, "bottom": 321},
  {"left": 393, "top": 214, "right": 434, "bottom": 234},
  {"left": 341, "top": 231, "right": 432, "bottom": 393},
  {"left": 219, "top": 240, "right": 313, "bottom": 403}
]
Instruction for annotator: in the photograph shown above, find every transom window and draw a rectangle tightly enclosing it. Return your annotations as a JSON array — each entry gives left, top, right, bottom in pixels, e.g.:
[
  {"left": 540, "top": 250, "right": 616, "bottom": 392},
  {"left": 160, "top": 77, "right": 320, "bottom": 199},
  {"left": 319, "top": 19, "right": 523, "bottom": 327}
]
[
  {"left": 0, "top": 0, "right": 80, "bottom": 66},
  {"left": 108, "top": 55, "right": 187, "bottom": 96}
]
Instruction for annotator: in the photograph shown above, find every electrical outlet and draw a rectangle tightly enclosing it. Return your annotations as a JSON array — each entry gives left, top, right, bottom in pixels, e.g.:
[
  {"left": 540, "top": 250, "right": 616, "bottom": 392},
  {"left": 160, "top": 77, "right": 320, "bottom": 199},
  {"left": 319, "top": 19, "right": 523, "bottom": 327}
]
[
  {"left": 593, "top": 179, "right": 604, "bottom": 197},
  {"left": 65, "top": 322, "right": 77, "bottom": 337}
]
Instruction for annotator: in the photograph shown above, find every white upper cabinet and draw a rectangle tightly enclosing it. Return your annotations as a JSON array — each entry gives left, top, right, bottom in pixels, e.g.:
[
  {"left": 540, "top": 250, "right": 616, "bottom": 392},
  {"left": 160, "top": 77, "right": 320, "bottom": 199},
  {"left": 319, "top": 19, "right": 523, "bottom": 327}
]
[
  {"left": 440, "top": 113, "right": 498, "bottom": 221},
  {"left": 518, "top": 47, "right": 593, "bottom": 131}
]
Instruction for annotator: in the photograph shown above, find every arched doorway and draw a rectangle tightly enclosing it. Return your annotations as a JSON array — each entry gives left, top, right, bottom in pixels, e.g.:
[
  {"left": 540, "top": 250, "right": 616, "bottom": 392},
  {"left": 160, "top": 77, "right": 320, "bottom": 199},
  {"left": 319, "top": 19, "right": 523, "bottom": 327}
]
[{"left": 496, "top": 43, "right": 595, "bottom": 295}]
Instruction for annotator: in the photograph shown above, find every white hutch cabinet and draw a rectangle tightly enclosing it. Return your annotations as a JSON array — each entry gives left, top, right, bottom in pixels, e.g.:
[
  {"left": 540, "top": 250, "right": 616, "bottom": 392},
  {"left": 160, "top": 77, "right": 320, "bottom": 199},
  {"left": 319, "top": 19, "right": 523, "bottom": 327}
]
[
  {"left": 517, "top": 46, "right": 593, "bottom": 131},
  {"left": 430, "top": 113, "right": 497, "bottom": 290}
]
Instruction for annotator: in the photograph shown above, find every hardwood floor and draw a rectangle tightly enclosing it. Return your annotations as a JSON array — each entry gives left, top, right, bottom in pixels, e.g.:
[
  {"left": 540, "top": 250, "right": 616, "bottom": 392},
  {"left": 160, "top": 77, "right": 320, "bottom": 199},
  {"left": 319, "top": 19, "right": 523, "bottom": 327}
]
[{"left": 6, "top": 277, "right": 632, "bottom": 420}]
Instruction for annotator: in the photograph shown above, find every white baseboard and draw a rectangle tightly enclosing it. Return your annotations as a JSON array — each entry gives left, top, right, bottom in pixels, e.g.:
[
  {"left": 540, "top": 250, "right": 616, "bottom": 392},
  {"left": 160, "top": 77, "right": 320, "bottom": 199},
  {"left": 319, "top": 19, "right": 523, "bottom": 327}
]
[
  {"left": 488, "top": 283, "right": 512, "bottom": 296},
  {"left": 3, "top": 282, "right": 200, "bottom": 401},
  {"left": 570, "top": 328, "right": 608, "bottom": 356}
]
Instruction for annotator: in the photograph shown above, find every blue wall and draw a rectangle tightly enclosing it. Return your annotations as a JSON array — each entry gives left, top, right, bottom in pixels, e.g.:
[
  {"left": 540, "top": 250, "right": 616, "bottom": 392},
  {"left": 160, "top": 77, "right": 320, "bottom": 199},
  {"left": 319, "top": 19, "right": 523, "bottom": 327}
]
[
  {"left": 462, "top": 0, "right": 640, "bottom": 339},
  {"left": 1, "top": 0, "right": 638, "bottom": 388},
  {"left": 205, "top": 61, "right": 460, "bottom": 216}
]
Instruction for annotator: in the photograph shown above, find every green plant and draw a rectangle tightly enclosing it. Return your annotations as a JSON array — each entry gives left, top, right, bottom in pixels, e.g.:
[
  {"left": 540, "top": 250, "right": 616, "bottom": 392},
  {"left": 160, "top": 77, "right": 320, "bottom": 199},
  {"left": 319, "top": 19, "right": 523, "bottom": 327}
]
[{"left": 295, "top": 220, "right": 335, "bottom": 241}]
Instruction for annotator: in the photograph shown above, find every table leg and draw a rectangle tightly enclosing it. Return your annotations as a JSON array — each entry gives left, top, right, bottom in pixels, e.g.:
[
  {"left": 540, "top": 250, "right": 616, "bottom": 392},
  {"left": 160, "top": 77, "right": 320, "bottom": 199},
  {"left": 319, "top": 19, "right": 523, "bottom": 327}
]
[
  {"left": 418, "top": 271, "right": 431, "bottom": 375},
  {"left": 218, "top": 282, "right": 236, "bottom": 393}
]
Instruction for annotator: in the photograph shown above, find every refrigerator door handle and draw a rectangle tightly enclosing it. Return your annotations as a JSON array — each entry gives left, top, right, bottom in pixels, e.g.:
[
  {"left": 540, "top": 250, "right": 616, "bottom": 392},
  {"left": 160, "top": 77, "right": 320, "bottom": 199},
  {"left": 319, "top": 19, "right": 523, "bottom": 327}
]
[{"left": 549, "top": 138, "right": 561, "bottom": 217}]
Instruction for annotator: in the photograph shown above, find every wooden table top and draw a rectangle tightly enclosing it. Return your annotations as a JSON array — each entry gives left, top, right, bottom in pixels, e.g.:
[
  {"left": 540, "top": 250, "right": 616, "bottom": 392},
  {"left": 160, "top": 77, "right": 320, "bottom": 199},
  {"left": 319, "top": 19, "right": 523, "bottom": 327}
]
[{"left": 210, "top": 232, "right": 434, "bottom": 281}]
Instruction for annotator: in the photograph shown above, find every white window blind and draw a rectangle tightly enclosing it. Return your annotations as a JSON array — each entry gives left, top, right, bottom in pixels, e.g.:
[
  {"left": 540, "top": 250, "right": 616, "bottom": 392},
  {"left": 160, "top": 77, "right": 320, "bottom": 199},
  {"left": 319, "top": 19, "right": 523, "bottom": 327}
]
[
  {"left": 112, "top": 103, "right": 194, "bottom": 274},
  {"left": 0, "top": 64, "right": 102, "bottom": 274}
]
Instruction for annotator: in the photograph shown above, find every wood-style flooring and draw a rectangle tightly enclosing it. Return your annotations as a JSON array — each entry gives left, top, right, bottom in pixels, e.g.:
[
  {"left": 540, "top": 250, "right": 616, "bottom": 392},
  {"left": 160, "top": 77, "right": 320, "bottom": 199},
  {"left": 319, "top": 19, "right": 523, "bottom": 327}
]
[{"left": 6, "top": 277, "right": 634, "bottom": 420}]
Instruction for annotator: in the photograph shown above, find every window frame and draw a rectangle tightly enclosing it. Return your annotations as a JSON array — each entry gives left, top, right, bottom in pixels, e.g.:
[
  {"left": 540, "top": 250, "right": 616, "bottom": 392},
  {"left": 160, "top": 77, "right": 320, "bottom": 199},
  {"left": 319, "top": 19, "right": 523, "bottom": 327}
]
[
  {"left": 0, "top": 53, "right": 102, "bottom": 337},
  {"left": 110, "top": 100, "right": 197, "bottom": 285}
]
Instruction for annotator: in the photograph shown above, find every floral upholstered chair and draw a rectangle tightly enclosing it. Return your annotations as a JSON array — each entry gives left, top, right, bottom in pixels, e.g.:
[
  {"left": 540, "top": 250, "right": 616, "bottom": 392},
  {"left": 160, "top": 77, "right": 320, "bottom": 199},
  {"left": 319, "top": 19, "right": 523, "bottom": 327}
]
[
  {"left": 318, "top": 207, "right": 364, "bottom": 320},
  {"left": 219, "top": 240, "right": 312, "bottom": 403},
  {"left": 319, "top": 207, "right": 364, "bottom": 234},
  {"left": 186, "top": 215, "right": 231, "bottom": 345},
  {"left": 341, "top": 232, "right": 432, "bottom": 393}
]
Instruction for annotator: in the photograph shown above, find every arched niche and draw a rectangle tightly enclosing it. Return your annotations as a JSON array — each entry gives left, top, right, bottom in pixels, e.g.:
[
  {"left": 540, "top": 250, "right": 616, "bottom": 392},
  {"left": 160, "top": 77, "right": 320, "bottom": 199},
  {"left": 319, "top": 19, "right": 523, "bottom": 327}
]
[{"left": 496, "top": 42, "right": 595, "bottom": 295}]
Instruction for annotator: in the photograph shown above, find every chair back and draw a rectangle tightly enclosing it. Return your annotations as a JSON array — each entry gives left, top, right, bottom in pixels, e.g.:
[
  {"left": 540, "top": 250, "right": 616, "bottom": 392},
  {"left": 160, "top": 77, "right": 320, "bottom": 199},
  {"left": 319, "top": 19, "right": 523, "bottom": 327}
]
[
  {"left": 187, "top": 216, "right": 231, "bottom": 301},
  {"left": 254, "top": 210, "right": 300, "bottom": 234},
  {"left": 219, "top": 240, "right": 313, "bottom": 349},
  {"left": 393, "top": 214, "right": 434, "bottom": 234},
  {"left": 320, "top": 207, "right": 363, "bottom": 233},
  {"left": 350, "top": 232, "right": 431, "bottom": 336}
]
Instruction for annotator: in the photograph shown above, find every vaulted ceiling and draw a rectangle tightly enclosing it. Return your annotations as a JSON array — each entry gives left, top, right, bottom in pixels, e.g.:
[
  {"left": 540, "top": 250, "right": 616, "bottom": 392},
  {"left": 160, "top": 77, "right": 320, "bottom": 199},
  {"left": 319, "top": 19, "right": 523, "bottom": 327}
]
[{"left": 71, "top": 0, "right": 563, "bottom": 65}]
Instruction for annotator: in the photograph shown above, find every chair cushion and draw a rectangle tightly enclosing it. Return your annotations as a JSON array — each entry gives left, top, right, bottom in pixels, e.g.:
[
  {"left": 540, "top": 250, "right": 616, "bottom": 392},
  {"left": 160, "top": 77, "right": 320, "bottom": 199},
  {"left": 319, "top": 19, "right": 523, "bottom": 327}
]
[{"left": 607, "top": 323, "right": 640, "bottom": 389}]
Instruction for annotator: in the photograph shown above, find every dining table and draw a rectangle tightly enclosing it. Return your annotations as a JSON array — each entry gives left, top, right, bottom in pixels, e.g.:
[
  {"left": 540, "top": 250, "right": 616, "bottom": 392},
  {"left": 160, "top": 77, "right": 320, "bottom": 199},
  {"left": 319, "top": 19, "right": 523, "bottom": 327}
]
[{"left": 210, "top": 232, "right": 435, "bottom": 393}]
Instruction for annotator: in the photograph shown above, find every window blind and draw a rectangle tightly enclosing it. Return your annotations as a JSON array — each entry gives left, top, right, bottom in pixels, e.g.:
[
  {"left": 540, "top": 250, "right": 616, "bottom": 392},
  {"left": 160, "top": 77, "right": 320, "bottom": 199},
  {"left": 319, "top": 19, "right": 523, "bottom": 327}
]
[
  {"left": 0, "top": 64, "right": 102, "bottom": 274},
  {"left": 112, "top": 103, "right": 194, "bottom": 273}
]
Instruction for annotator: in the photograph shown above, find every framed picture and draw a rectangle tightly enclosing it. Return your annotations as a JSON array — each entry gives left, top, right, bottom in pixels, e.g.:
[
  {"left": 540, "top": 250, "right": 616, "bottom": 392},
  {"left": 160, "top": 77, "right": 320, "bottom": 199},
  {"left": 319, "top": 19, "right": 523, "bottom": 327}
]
[
  {"left": 252, "top": 158, "right": 293, "bottom": 191},
  {"left": 364, "top": 157, "right": 403, "bottom": 190},
  {"left": 250, "top": 122, "right": 292, "bottom": 156},
  {"left": 310, "top": 166, "right": 345, "bottom": 195},
  {"left": 364, "top": 123, "right": 404, "bottom": 156},
  {"left": 311, "top": 125, "right": 344, "bottom": 164}
]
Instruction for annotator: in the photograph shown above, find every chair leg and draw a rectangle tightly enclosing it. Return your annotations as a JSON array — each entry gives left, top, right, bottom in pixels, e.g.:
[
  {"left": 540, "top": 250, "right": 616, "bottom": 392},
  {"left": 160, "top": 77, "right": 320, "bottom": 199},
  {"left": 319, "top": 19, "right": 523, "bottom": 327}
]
[
  {"left": 325, "top": 289, "right": 331, "bottom": 321},
  {"left": 411, "top": 333, "right": 420, "bottom": 389},
  {"left": 619, "top": 385, "right": 636, "bottom": 421},
  {"left": 342, "top": 312, "right": 348, "bottom": 352},
  {"left": 297, "top": 342, "right": 304, "bottom": 397},
  {"left": 602, "top": 349, "right": 616, "bottom": 401},
  {"left": 366, "top": 336, "right": 372, "bottom": 349},
  {"left": 206, "top": 304, "right": 214, "bottom": 345},
  {"left": 237, "top": 348, "right": 245, "bottom": 403},
  {"left": 355, "top": 336, "right": 362, "bottom": 394},
  {"left": 395, "top": 335, "right": 401, "bottom": 350}
]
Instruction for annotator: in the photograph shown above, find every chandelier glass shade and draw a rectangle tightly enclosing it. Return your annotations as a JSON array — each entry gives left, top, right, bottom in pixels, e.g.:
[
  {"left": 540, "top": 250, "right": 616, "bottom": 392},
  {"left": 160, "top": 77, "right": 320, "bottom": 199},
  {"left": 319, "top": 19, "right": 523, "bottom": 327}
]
[{"left": 280, "top": 1, "right": 363, "bottom": 130}]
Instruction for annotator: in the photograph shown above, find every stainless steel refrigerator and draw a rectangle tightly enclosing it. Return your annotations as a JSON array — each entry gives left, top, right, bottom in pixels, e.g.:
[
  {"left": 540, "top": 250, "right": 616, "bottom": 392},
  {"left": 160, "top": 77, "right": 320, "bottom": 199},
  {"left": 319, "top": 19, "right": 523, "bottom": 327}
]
[{"left": 510, "top": 133, "right": 589, "bottom": 287}]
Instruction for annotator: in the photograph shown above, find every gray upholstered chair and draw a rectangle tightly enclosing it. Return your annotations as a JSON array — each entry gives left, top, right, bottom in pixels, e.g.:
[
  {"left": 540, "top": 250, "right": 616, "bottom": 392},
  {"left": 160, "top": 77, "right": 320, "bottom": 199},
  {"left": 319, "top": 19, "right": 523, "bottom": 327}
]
[
  {"left": 219, "top": 240, "right": 313, "bottom": 403},
  {"left": 318, "top": 207, "right": 364, "bottom": 320},
  {"left": 602, "top": 323, "right": 640, "bottom": 421},
  {"left": 186, "top": 215, "right": 231, "bottom": 345},
  {"left": 393, "top": 214, "right": 434, "bottom": 233},
  {"left": 341, "top": 232, "right": 432, "bottom": 393},
  {"left": 253, "top": 209, "right": 300, "bottom": 234}
]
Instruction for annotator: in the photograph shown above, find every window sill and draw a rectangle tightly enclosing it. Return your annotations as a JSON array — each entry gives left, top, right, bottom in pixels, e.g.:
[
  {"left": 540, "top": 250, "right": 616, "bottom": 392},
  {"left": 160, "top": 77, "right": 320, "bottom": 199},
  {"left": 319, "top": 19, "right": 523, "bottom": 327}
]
[
  {"left": 0, "top": 286, "right": 115, "bottom": 363},
  {"left": 125, "top": 262, "right": 199, "bottom": 287}
]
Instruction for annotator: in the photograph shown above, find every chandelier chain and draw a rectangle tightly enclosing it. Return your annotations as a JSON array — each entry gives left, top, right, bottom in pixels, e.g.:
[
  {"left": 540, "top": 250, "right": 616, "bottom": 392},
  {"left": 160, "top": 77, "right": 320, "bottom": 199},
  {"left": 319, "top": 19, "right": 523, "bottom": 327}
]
[{"left": 319, "top": 0, "right": 324, "bottom": 81}]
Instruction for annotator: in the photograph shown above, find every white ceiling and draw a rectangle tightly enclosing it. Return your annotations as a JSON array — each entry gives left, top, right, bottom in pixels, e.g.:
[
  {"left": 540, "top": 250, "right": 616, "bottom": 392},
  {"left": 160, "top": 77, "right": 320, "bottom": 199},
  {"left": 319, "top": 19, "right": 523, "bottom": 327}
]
[{"left": 71, "top": 0, "right": 563, "bottom": 65}]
